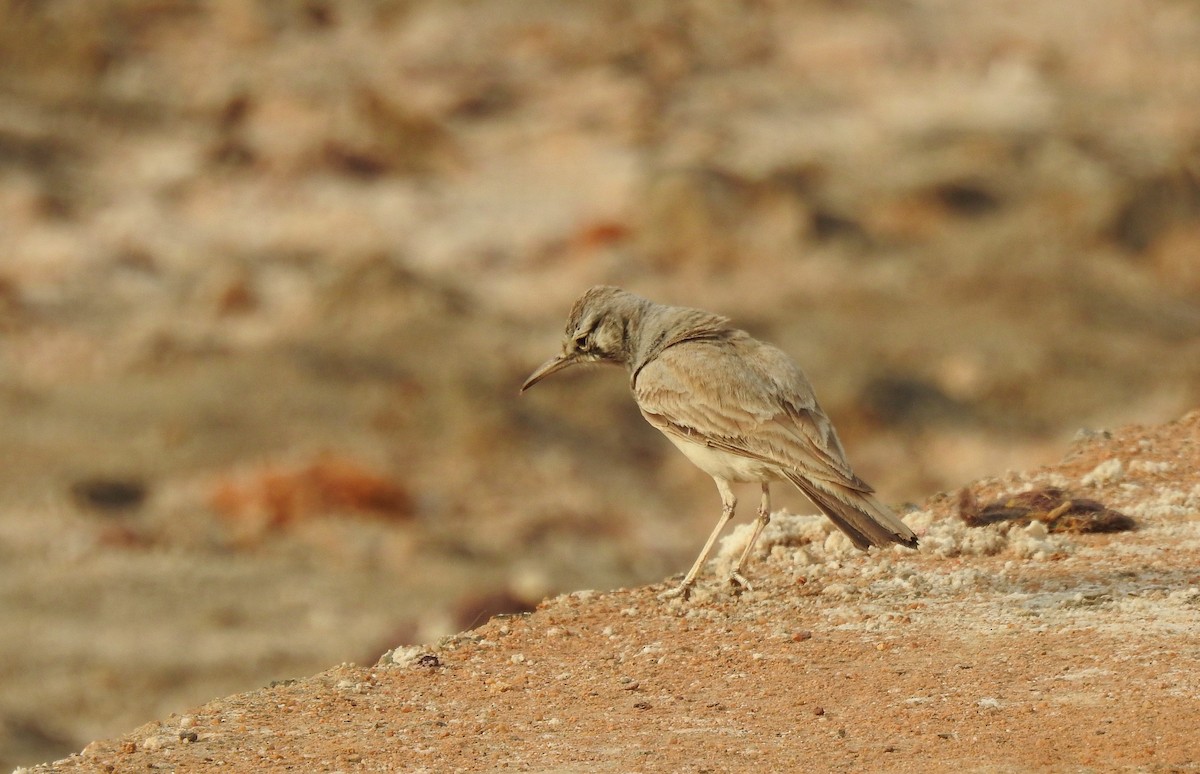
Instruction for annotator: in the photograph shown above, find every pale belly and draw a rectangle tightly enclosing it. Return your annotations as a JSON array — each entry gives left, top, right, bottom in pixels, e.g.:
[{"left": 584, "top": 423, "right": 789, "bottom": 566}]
[{"left": 664, "top": 433, "right": 781, "bottom": 483}]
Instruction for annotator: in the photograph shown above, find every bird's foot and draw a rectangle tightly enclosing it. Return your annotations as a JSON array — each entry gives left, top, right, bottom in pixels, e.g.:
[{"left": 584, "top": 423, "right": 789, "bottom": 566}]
[
  {"left": 728, "top": 571, "right": 754, "bottom": 593},
  {"left": 658, "top": 582, "right": 693, "bottom": 601}
]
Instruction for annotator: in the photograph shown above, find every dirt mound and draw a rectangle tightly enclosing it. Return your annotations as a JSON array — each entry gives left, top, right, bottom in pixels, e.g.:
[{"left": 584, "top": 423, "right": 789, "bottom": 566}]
[{"left": 26, "top": 412, "right": 1200, "bottom": 772}]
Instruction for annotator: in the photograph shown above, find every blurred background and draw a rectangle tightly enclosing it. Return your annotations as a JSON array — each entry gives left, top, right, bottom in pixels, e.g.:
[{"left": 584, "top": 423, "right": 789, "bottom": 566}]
[{"left": 1, "top": 0, "right": 1199, "bottom": 767}]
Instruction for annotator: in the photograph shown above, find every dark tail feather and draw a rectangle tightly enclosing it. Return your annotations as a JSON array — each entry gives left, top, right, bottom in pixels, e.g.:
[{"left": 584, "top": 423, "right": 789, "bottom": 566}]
[{"left": 783, "top": 472, "right": 919, "bottom": 551}]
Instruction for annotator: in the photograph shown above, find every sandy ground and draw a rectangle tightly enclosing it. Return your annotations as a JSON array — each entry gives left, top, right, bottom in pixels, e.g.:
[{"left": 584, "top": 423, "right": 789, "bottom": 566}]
[{"left": 22, "top": 412, "right": 1200, "bottom": 773}]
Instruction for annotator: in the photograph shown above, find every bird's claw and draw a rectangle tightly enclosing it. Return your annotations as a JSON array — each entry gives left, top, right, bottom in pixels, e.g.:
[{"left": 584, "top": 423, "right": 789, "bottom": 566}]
[
  {"left": 658, "top": 582, "right": 693, "bottom": 601},
  {"left": 728, "top": 571, "right": 754, "bottom": 593}
]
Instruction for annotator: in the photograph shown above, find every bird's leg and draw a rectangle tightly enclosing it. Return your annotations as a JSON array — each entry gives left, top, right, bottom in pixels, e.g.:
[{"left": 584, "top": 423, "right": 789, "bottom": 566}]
[
  {"left": 659, "top": 479, "right": 737, "bottom": 600},
  {"left": 729, "top": 483, "right": 772, "bottom": 591}
]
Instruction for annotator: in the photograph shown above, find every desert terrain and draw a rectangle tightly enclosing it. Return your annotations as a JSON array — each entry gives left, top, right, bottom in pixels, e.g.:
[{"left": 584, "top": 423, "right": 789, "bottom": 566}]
[
  {"left": 23, "top": 412, "right": 1200, "bottom": 772},
  {"left": 1, "top": 0, "right": 1198, "bottom": 770}
]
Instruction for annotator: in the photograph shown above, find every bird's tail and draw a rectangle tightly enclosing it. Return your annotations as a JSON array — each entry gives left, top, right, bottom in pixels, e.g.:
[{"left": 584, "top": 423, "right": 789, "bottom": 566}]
[{"left": 783, "top": 472, "right": 918, "bottom": 551}]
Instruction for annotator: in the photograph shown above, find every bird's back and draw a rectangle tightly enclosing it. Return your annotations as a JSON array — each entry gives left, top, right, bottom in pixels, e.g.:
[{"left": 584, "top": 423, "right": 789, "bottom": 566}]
[{"left": 632, "top": 330, "right": 864, "bottom": 490}]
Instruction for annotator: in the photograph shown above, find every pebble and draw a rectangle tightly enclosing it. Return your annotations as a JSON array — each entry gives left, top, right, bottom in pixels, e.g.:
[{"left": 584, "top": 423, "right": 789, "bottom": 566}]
[
  {"left": 141, "top": 734, "right": 171, "bottom": 751},
  {"left": 1082, "top": 458, "right": 1124, "bottom": 486},
  {"left": 388, "top": 645, "right": 423, "bottom": 665}
]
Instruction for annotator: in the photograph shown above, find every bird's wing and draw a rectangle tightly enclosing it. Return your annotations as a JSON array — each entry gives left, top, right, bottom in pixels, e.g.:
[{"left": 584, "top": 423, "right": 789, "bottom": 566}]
[{"left": 633, "top": 337, "right": 872, "bottom": 493}]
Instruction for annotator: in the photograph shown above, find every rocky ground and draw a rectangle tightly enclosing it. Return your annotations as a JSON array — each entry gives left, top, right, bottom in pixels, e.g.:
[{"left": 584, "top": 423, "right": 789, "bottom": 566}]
[
  {"left": 2, "top": 0, "right": 1199, "bottom": 770},
  {"left": 22, "top": 412, "right": 1200, "bottom": 772}
]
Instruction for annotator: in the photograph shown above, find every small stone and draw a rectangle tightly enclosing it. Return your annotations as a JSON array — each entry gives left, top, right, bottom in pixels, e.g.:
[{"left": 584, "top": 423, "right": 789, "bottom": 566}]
[
  {"left": 1081, "top": 458, "right": 1123, "bottom": 487},
  {"left": 141, "top": 735, "right": 170, "bottom": 751},
  {"left": 386, "top": 646, "right": 422, "bottom": 665},
  {"left": 792, "top": 631, "right": 813, "bottom": 642}
]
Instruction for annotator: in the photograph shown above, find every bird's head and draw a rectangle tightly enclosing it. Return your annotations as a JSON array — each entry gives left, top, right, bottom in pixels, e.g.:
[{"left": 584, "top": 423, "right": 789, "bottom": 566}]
[{"left": 520, "top": 285, "right": 643, "bottom": 392}]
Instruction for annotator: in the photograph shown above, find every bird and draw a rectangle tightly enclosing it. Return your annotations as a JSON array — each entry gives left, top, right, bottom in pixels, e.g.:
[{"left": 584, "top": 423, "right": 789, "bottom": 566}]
[{"left": 521, "top": 286, "right": 918, "bottom": 599}]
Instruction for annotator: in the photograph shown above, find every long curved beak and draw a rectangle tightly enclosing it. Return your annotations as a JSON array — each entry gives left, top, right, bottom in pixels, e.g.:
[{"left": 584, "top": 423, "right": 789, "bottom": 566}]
[{"left": 520, "top": 354, "right": 578, "bottom": 392}]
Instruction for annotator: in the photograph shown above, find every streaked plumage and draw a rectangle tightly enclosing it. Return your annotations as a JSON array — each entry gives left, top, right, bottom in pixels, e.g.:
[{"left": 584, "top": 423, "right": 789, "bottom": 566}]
[{"left": 522, "top": 286, "right": 917, "bottom": 599}]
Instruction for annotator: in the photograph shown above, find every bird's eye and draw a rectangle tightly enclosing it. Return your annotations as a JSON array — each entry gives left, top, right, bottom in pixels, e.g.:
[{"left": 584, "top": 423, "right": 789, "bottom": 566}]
[{"left": 573, "top": 333, "right": 589, "bottom": 350}]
